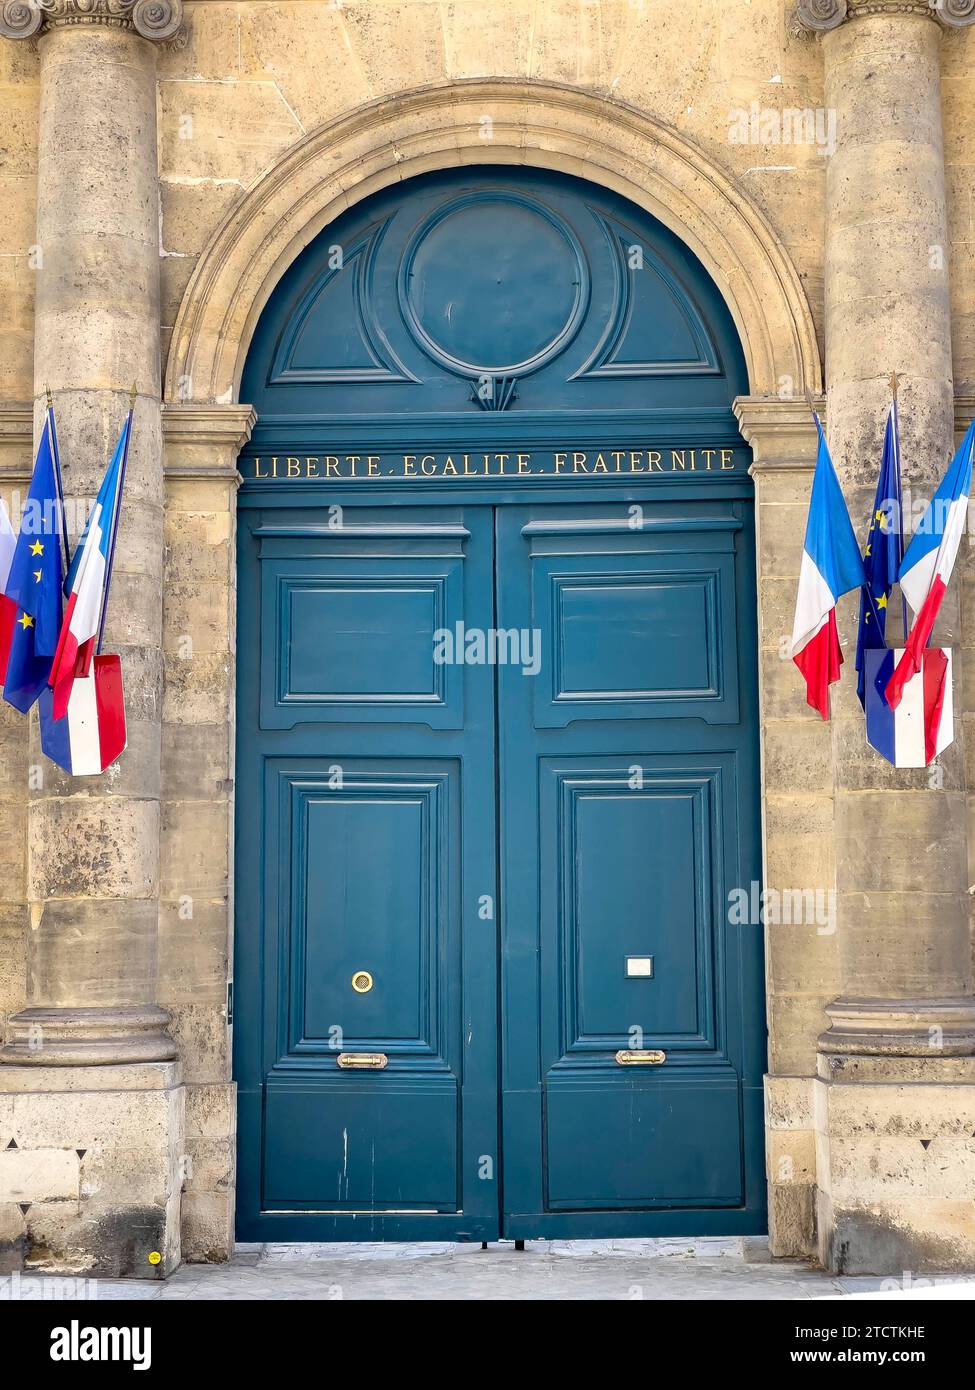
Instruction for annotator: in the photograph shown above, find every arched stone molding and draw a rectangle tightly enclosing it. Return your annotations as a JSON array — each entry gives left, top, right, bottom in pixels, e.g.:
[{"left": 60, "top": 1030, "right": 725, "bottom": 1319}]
[{"left": 165, "top": 79, "right": 821, "bottom": 406}]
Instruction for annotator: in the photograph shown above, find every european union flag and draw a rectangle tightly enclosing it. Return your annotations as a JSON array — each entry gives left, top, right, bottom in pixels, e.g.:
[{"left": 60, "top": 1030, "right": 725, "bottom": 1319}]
[
  {"left": 855, "top": 397, "right": 903, "bottom": 708},
  {"left": 2, "top": 411, "right": 66, "bottom": 712}
]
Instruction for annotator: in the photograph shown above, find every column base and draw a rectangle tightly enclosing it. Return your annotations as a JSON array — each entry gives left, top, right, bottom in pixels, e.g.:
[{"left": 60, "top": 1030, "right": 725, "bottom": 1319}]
[
  {"left": 0, "top": 1007, "right": 177, "bottom": 1066},
  {"left": 0, "top": 1061, "right": 184, "bottom": 1278},
  {"left": 818, "top": 997, "right": 975, "bottom": 1056},
  {"left": 814, "top": 1051, "right": 975, "bottom": 1275}
]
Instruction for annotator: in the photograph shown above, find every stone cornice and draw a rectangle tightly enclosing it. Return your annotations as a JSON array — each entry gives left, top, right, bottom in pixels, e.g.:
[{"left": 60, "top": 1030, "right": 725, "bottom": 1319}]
[
  {"left": 734, "top": 395, "right": 823, "bottom": 472},
  {"left": 0, "top": 403, "right": 255, "bottom": 482},
  {"left": 0, "top": 0, "right": 185, "bottom": 45},
  {"left": 796, "top": 0, "right": 975, "bottom": 29}
]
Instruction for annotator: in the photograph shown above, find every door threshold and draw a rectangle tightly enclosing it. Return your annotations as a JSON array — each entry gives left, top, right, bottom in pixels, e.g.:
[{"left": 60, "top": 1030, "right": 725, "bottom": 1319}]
[{"left": 235, "top": 1236, "right": 770, "bottom": 1263}]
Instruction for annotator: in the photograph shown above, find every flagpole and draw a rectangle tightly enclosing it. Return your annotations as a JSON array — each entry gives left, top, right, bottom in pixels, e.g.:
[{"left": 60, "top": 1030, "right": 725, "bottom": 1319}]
[
  {"left": 95, "top": 384, "right": 135, "bottom": 656},
  {"left": 45, "top": 385, "right": 71, "bottom": 573},
  {"left": 889, "top": 373, "right": 909, "bottom": 641}
]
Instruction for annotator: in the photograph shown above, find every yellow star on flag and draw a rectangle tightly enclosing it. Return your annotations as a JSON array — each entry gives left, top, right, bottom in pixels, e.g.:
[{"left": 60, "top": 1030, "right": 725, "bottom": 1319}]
[
  {"left": 33, "top": 569, "right": 42, "bottom": 583},
  {"left": 17, "top": 612, "right": 33, "bottom": 630},
  {"left": 29, "top": 540, "right": 43, "bottom": 556},
  {"left": 877, "top": 593, "right": 888, "bottom": 609}
]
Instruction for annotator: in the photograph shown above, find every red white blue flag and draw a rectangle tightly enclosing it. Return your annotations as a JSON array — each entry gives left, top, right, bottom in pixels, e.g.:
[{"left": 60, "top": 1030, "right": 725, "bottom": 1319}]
[
  {"left": 885, "top": 418, "right": 975, "bottom": 711},
  {"left": 791, "top": 414, "right": 866, "bottom": 718},
  {"left": 40, "top": 406, "right": 131, "bottom": 776},
  {"left": 47, "top": 412, "right": 129, "bottom": 719},
  {"left": 0, "top": 500, "right": 15, "bottom": 681}
]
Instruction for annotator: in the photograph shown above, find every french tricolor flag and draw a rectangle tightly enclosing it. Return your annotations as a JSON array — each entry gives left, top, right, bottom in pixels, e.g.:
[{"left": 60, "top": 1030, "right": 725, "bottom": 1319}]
[
  {"left": 791, "top": 414, "right": 866, "bottom": 718},
  {"left": 38, "top": 655, "right": 126, "bottom": 776},
  {"left": 0, "top": 500, "right": 15, "bottom": 683},
  {"left": 47, "top": 413, "right": 128, "bottom": 719},
  {"left": 885, "top": 419, "right": 975, "bottom": 711}
]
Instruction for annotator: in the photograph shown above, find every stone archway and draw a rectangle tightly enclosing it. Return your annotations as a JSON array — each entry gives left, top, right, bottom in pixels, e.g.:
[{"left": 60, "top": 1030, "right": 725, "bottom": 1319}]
[{"left": 165, "top": 79, "right": 821, "bottom": 406}]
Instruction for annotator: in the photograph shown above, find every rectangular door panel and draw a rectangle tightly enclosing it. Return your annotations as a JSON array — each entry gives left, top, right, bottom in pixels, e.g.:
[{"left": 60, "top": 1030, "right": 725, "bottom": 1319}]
[
  {"left": 544, "top": 1078, "right": 742, "bottom": 1208},
  {"left": 264, "top": 1077, "right": 458, "bottom": 1210},
  {"left": 256, "top": 523, "right": 469, "bottom": 729},
  {"left": 524, "top": 515, "right": 741, "bottom": 726}
]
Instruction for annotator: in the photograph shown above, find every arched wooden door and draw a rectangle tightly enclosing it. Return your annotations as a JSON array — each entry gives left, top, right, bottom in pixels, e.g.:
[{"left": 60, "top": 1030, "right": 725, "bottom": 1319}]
[{"left": 234, "top": 166, "right": 766, "bottom": 1242}]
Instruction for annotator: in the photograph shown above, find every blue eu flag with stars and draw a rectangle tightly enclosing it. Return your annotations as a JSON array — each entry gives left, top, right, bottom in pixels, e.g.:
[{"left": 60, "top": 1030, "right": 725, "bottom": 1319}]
[
  {"left": 855, "top": 399, "right": 903, "bottom": 709},
  {"left": 2, "top": 411, "right": 66, "bottom": 712}
]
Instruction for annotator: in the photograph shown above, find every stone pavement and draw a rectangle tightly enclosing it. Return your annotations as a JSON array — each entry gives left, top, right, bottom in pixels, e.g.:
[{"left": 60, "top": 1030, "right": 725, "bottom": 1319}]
[{"left": 12, "top": 1238, "right": 975, "bottom": 1301}]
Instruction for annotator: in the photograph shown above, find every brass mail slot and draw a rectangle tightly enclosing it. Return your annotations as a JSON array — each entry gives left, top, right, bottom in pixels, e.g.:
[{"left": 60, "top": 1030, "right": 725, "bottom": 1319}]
[
  {"left": 337, "top": 1052, "right": 388, "bottom": 1069},
  {"left": 615, "top": 1049, "right": 666, "bottom": 1066}
]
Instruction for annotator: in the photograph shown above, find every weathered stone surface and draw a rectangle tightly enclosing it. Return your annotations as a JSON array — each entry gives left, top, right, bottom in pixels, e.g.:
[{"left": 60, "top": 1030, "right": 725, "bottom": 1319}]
[{"left": 0, "top": 1062, "right": 184, "bottom": 1276}]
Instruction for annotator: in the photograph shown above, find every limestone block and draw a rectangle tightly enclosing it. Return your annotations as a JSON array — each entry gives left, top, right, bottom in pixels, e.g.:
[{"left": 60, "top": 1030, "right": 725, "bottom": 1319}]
[
  {"left": 758, "top": 576, "right": 802, "bottom": 651},
  {"left": 769, "top": 992, "right": 831, "bottom": 1076},
  {"left": 237, "top": 0, "right": 375, "bottom": 130},
  {"left": 158, "top": 0, "right": 241, "bottom": 82},
  {"left": 0, "top": 83, "right": 38, "bottom": 176},
  {"left": 0, "top": 1147, "right": 78, "bottom": 1204},
  {"left": 834, "top": 790, "right": 967, "bottom": 894},
  {"left": 763, "top": 794, "right": 834, "bottom": 882},
  {"left": 820, "top": 1195, "right": 975, "bottom": 1276},
  {"left": 164, "top": 507, "right": 232, "bottom": 582},
  {"left": 758, "top": 501, "right": 807, "bottom": 577},
  {"left": 0, "top": 797, "right": 26, "bottom": 893},
  {"left": 0, "top": 1064, "right": 184, "bottom": 1277},
  {"left": 339, "top": 0, "right": 447, "bottom": 96},
  {"left": 160, "top": 799, "right": 229, "bottom": 901},
  {"left": 765, "top": 1075, "right": 816, "bottom": 1131},
  {"left": 180, "top": 1189, "right": 233, "bottom": 1264},
  {"left": 161, "top": 724, "right": 231, "bottom": 802},
  {"left": 0, "top": 1202, "right": 26, "bottom": 1273},
  {"left": 160, "top": 255, "right": 197, "bottom": 340},
  {"left": 162, "top": 652, "right": 232, "bottom": 726},
  {"left": 158, "top": 897, "right": 230, "bottom": 1005},
  {"left": 760, "top": 649, "right": 821, "bottom": 721},
  {"left": 767, "top": 921, "right": 840, "bottom": 996},
  {"left": 24, "top": 897, "right": 160, "bottom": 1012},
  {"left": 834, "top": 891, "right": 969, "bottom": 1001},
  {"left": 768, "top": 1180, "right": 817, "bottom": 1259},
  {"left": 160, "top": 178, "right": 241, "bottom": 260},
  {"left": 163, "top": 580, "right": 231, "bottom": 657},
  {"left": 158, "top": 78, "right": 303, "bottom": 185},
  {"left": 27, "top": 798, "right": 160, "bottom": 901},
  {"left": 164, "top": 1001, "right": 229, "bottom": 1084},
  {"left": 440, "top": 0, "right": 536, "bottom": 80},
  {"left": 0, "top": 904, "right": 27, "bottom": 1018},
  {"left": 762, "top": 719, "right": 833, "bottom": 795}
]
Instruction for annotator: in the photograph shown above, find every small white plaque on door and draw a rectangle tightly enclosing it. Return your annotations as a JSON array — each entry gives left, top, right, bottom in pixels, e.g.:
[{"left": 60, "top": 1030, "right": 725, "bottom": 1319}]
[{"left": 625, "top": 956, "right": 654, "bottom": 978}]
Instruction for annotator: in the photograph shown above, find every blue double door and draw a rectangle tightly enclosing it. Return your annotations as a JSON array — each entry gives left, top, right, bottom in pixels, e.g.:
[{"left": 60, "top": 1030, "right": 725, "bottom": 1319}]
[{"left": 235, "top": 495, "right": 765, "bottom": 1242}]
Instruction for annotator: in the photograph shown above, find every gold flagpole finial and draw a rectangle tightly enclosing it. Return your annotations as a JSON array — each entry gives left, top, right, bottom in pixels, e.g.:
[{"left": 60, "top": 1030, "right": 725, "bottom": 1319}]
[
  {"left": 129, "top": 382, "right": 138, "bottom": 407},
  {"left": 45, "top": 383, "right": 53, "bottom": 411},
  {"left": 889, "top": 371, "right": 899, "bottom": 400}
]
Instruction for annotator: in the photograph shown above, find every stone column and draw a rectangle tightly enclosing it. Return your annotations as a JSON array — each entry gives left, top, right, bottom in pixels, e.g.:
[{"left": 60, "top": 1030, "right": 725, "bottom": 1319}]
[
  {"left": 797, "top": 0, "right": 975, "bottom": 1273},
  {"left": 0, "top": 0, "right": 186, "bottom": 1278}
]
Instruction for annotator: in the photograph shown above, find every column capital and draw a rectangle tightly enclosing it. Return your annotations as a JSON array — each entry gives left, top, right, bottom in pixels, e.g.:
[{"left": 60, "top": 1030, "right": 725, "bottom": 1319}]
[
  {"left": 0, "top": 0, "right": 185, "bottom": 45},
  {"left": 796, "top": 0, "right": 975, "bottom": 31}
]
